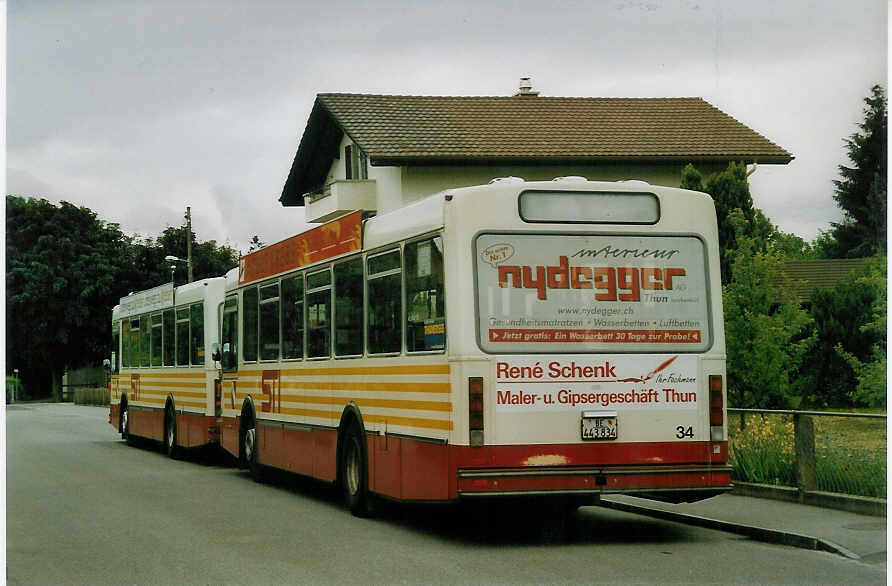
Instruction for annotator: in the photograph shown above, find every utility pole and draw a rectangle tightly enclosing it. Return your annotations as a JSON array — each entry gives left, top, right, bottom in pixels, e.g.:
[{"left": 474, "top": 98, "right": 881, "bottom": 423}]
[{"left": 185, "top": 206, "right": 194, "bottom": 283}]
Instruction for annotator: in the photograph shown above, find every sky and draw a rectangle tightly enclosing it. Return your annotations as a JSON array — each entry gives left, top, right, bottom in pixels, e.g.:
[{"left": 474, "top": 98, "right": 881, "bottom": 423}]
[{"left": 6, "top": 0, "right": 888, "bottom": 253}]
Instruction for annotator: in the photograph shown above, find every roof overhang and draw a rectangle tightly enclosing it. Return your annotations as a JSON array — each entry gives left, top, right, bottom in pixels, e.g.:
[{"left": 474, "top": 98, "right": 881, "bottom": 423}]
[
  {"left": 366, "top": 154, "right": 794, "bottom": 167},
  {"left": 280, "top": 99, "right": 344, "bottom": 207}
]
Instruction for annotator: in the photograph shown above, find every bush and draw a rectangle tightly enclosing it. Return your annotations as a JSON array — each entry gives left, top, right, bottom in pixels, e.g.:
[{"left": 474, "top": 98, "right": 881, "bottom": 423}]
[{"left": 6, "top": 376, "right": 25, "bottom": 402}]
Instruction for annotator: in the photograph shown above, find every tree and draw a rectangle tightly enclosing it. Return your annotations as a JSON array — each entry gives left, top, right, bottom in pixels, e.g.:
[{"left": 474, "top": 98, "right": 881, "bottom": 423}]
[
  {"left": 722, "top": 209, "right": 812, "bottom": 409},
  {"left": 6, "top": 196, "right": 129, "bottom": 399},
  {"left": 248, "top": 235, "right": 266, "bottom": 253},
  {"left": 681, "top": 162, "right": 770, "bottom": 282},
  {"left": 833, "top": 255, "right": 886, "bottom": 407},
  {"left": 6, "top": 197, "right": 241, "bottom": 399},
  {"left": 155, "top": 225, "right": 240, "bottom": 285},
  {"left": 796, "top": 260, "right": 883, "bottom": 407},
  {"left": 830, "top": 84, "right": 887, "bottom": 257}
]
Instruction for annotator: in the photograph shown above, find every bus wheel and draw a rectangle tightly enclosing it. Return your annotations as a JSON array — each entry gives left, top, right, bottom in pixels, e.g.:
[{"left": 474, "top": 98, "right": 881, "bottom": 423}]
[
  {"left": 164, "top": 407, "right": 179, "bottom": 459},
  {"left": 121, "top": 405, "right": 133, "bottom": 445},
  {"left": 242, "top": 409, "right": 262, "bottom": 482},
  {"left": 341, "top": 422, "right": 370, "bottom": 517}
]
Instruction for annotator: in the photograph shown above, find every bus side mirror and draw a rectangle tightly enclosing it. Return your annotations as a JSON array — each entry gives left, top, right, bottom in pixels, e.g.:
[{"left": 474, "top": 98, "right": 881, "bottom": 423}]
[
  {"left": 102, "top": 358, "right": 111, "bottom": 370},
  {"left": 211, "top": 343, "right": 222, "bottom": 362}
]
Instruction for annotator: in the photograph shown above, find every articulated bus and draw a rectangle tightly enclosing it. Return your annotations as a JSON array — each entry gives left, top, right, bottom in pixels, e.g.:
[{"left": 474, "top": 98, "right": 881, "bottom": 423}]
[
  {"left": 109, "top": 278, "right": 225, "bottom": 456},
  {"left": 206, "top": 177, "right": 731, "bottom": 515}
]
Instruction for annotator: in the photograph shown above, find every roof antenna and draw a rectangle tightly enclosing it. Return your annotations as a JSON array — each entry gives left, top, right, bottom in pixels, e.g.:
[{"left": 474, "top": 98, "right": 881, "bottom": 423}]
[{"left": 514, "top": 77, "right": 539, "bottom": 97}]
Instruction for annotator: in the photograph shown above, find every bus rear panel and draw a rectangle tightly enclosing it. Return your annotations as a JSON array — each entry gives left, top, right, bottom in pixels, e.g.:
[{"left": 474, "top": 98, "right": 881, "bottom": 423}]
[{"left": 447, "top": 180, "right": 730, "bottom": 503}]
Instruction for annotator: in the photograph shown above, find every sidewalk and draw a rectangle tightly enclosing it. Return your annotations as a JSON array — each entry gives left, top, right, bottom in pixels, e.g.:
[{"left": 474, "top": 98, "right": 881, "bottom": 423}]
[{"left": 601, "top": 493, "right": 887, "bottom": 564}]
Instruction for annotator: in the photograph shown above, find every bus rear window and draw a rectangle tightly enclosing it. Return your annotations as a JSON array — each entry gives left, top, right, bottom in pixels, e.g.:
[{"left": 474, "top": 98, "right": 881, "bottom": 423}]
[
  {"left": 519, "top": 190, "right": 659, "bottom": 224},
  {"left": 475, "top": 233, "right": 711, "bottom": 353}
]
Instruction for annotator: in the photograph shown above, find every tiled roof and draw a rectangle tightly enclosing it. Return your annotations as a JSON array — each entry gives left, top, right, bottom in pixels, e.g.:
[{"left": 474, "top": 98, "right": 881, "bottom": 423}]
[
  {"left": 281, "top": 93, "right": 793, "bottom": 205},
  {"left": 782, "top": 258, "right": 873, "bottom": 302},
  {"left": 318, "top": 93, "right": 793, "bottom": 163}
]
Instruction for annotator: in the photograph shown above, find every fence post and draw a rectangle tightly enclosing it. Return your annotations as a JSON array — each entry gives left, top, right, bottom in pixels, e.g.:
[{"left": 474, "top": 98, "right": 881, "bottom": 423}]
[{"left": 793, "top": 413, "right": 817, "bottom": 501}]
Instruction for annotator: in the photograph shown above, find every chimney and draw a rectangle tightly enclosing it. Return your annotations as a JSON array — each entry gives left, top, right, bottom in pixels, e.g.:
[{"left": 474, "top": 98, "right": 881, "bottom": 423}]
[{"left": 514, "top": 77, "right": 539, "bottom": 97}]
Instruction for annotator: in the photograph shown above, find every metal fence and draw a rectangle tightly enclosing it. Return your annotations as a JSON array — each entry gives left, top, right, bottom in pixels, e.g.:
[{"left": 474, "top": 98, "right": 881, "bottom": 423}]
[
  {"left": 72, "top": 387, "right": 110, "bottom": 406},
  {"left": 727, "top": 408, "right": 886, "bottom": 499}
]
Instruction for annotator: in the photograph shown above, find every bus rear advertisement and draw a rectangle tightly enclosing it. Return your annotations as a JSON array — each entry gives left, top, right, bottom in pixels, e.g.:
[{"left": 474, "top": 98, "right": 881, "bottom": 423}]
[{"left": 110, "top": 178, "right": 731, "bottom": 516}]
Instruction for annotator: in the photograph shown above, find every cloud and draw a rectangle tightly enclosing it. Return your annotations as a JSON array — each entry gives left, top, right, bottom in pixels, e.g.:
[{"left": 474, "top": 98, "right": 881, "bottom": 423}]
[{"left": 7, "top": 0, "right": 887, "bottom": 248}]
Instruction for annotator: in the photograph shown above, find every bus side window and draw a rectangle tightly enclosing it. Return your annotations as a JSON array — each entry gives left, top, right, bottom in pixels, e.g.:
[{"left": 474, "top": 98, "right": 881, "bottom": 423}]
[
  {"left": 139, "top": 316, "right": 150, "bottom": 367},
  {"left": 122, "top": 319, "right": 132, "bottom": 368},
  {"left": 243, "top": 287, "right": 259, "bottom": 362},
  {"left": 221, "top": 296, "right": 238, "bottom": 372},
  {"left": 281, "top": 274, "right": 304, "bottom": 359},
  {"left": 259, "top": 284, "right": 280, "bottom": 361},
  {"left": 190, "top": 302, "right": 205, "bottom": 365},
  {"left": 367, "top": 249, "right": 401, "bottom": 354},
  {"left": 334, "top": 257, "right": 363, "bottom": 357},
  {"left": 163, "top": 309, "right": 175, "bottom": 366},
  {"left": 112, "top": 320, "right": 121, "bottom": 373},
  {"left": 176, "top": 308, "right": 190, "bottom": 366},
  {"left": 150, "top": 313, "right": 162, "bottom": 367},
  {"left": 306, "top": 269, "right": 332, "bottom": 358},
  {"left": 406, "top": 237, "right": 445, "bottom": 352}
]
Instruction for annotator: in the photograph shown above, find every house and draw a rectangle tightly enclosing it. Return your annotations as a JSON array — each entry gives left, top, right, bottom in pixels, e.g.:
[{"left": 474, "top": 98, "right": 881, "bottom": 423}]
[
  {"left": 280, "top": 80, "right": 793, "bottom": 223},
  {"left": 782, "top": 258, "right": 874, "bottom": 304}
]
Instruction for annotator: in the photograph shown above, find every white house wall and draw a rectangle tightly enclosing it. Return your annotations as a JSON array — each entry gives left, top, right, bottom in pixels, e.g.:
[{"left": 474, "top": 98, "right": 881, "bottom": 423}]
[
  {"left": 326, "top": 134, "right": 728, "bottom": 214},
  {"left": 400, "top": 163, "right": 728, "bottom": 204}
]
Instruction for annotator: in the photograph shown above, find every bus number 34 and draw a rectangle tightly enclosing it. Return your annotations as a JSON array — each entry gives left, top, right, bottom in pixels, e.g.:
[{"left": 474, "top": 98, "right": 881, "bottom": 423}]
[{"left": 675, "top": 426, "right": 694, "bottom": 439}]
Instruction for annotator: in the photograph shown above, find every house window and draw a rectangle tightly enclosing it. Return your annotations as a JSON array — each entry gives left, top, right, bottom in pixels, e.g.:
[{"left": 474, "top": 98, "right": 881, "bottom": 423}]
[{"left": 344, "top": 144, "right": 368, "bottom": 180}]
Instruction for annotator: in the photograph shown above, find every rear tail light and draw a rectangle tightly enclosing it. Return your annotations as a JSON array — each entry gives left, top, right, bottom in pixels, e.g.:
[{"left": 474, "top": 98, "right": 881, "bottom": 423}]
[
  {"left": 469, "top": 377, "right": 484, "bottom": 448},
  {"left": 709, "top": 375, "right": 724, "bottom": 441}
]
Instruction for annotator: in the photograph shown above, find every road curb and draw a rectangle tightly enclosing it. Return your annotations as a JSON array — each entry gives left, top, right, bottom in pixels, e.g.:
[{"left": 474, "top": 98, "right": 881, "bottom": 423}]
[
  {"left": 598, "top": 498, "right": 861, "bottom": 560},
  {"left": 731, "top": 482, "right": 886, "bottom": 517}
]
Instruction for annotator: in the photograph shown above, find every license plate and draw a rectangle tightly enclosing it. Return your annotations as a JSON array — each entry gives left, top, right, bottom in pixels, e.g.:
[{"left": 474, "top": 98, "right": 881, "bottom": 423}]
[{"left": 581, "top": 411, "right": 618, "bottom": 441}]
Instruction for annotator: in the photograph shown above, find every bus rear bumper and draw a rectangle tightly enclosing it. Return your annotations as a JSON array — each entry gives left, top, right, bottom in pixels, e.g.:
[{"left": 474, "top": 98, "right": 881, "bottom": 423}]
[{"left": 456, "top": 464, "right": 733, "bottom": 502}]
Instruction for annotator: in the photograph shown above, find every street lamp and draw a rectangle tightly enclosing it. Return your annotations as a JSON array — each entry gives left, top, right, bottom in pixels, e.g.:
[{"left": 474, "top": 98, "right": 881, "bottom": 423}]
[{"left": 165, "top": 255, "right": 187, "bottom": 306}]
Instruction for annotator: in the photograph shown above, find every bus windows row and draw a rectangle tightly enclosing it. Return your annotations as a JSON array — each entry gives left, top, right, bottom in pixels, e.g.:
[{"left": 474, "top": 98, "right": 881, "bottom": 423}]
[
  {"left": 119, "top": 303, "right": 205, "bottom": 368},
  {"left": 223, "top": 236, "right": 445, "bottom": 369}
]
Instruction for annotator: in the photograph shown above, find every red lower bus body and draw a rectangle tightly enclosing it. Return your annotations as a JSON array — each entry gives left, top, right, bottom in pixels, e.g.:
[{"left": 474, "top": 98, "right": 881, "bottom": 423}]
[
  {"left": 219, "top": 416, "right": 731, "bottom": 503},
  {"left": 109, "top": 404, "right": 218, "bottom": 448}
]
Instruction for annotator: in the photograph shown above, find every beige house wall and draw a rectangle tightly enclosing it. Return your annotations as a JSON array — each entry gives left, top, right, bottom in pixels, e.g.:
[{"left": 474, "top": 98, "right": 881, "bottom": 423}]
[{"left": 326, "top": 135, "right": 729, "bottom": 215}]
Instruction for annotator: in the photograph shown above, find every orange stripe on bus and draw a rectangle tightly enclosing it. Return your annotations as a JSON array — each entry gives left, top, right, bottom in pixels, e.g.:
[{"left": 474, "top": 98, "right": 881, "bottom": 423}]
[
  {"left": 256, "top": 408, "right": 451, "bottom": 432},
  {"left": 278, "top": 381, "right": 449, "bottom": 394},
  {"left": 118, "top": 371, "right": 205, "bottom": 379},
  {"left": 362, "top": 413, "right": 452, "bottom": 431},
  {"left": 245, "top": 364, "right": 450, "bottom": 377},
  {"left": 176, "top": 400, "right": 208, "bottom": 408},
  {"left": 277, "top": 394, "right": 451, "bottom": 412},
  {"left": 139, "top": 381, "right": 206, "bottom": 389},
  {"left": 129, "top": 390, "right": 207, "bottom": 399}
]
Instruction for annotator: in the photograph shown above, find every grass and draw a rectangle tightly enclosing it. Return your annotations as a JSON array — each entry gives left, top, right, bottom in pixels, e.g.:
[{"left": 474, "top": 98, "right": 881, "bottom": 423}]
[{"left": 728, "top": 411, "right": 886, "bottom": 499}]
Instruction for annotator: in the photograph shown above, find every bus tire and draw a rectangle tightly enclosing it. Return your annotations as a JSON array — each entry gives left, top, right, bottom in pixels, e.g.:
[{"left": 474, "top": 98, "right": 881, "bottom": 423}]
[
  {"left": 341, "top": 421, "right": 370, "bottom": 517},
  {"left": 164, "top": 404, "right": 179, "bottom": 459},
  {"left": 121, "top": 403, "right": 133, "bottom": 445},
  {"left": 241, "top": 405, "right": 262, "bottom": 482}
]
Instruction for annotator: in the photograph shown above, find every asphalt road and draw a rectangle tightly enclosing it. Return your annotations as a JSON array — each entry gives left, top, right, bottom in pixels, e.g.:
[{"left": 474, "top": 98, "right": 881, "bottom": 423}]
[{"left": 7, "top": 403, "right": 886, "bottom": 585}]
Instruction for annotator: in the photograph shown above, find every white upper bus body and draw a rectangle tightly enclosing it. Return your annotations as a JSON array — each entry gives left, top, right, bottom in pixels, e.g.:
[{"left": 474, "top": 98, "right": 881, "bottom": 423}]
[
  {"left": 444, "top": 178, "right": 725, "bottom": 445},
  {"left": 110, "top": 276, "right": 226, "bottom": 446}
]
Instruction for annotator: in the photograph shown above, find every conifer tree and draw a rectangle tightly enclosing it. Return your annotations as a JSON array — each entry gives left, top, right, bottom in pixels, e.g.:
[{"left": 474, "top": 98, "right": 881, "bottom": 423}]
[{"left": 830, "top": 85, "right": 887, "bottom": 257}]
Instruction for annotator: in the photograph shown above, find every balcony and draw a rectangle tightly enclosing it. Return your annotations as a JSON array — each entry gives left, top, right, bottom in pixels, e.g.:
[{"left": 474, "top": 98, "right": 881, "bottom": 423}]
[{"left": 304, "top": 180, "right": 377, "bottom": 223}]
